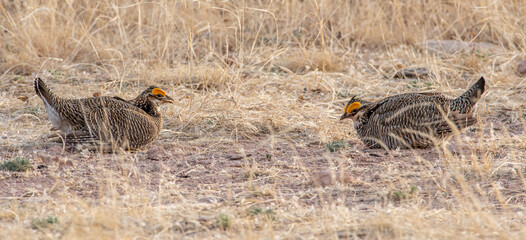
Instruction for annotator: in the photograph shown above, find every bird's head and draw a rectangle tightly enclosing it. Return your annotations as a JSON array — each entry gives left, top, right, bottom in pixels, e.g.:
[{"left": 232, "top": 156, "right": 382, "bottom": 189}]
[
  {"left": 145, "top": 86, "right": 174, "bottom": 105},
  {"left": 340, "top": 96, "right": 370, "bottom": 121}
]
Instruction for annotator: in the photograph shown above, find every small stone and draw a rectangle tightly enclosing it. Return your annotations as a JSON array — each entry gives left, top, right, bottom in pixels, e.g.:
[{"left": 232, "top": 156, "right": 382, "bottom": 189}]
[
  {"left": 37, "top": 165, "right": 48, "bottom": 170},
  {"left": 394, "top": 67, "right": 430, "bottom": 79},
  {"left": 517, "top": 60, "right": 526, "bottom": 76},
  {"left": 228, "top": 153, "right": 252, "bottom": 160}
]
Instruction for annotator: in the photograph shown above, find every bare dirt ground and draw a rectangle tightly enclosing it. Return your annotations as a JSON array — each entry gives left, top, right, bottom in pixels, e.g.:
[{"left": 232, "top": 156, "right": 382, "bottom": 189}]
[
  {"left": 1, "top": 1, "right": 526, "bottom": 239},
  {"left": 1, "top": 86, "right": 525, "bottom": 238}
]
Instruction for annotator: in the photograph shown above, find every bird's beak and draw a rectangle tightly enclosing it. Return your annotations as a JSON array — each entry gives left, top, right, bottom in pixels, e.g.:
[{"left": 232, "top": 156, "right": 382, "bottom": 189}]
[
  {"left": 163, "top": 95, "right": 175, "bottom": 104},
  {"left": 340, "top": 113, "right": 347, "bottom": 121}
]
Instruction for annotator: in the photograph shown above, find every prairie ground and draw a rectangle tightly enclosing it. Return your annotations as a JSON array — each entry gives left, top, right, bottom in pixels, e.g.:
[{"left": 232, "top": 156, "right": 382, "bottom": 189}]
[{"left": 1, "top": 0, "right": 526, "bottom": 239}]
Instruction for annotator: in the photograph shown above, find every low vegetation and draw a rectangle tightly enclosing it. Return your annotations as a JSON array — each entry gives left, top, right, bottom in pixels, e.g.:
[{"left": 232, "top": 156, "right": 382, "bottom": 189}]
[
  {"left": 0, "top": 157, "right": 32, "bottom": 172},
  {"left": 326, "top": 139, "right": 347, "bottom": 152},
  {"left": 31, "top": 216, "right": 59, "bottom": 230}
]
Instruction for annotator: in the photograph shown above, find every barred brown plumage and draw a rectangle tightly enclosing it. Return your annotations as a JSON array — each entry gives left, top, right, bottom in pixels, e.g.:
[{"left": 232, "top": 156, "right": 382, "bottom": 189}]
[
  {"left": 340, "top": 77, "right": 486, "bottom": 149},
  {"left": 34, "top": 77, "right": 174, "bottom": 150}
]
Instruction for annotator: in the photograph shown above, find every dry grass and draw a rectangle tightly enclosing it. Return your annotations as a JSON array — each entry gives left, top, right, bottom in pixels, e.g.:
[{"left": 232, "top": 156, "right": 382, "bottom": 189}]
[{"left": 1, "top": 0, "right": 526, "bottom": 239}]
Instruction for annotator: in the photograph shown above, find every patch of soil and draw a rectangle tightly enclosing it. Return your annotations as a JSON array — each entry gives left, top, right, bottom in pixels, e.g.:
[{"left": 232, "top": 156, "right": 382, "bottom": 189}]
[{"left": 1, "top": 108, "right": 525, "bottom": 210}]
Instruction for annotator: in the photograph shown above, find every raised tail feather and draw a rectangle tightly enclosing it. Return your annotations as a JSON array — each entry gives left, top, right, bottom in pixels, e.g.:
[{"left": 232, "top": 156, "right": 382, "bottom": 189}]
[
  {"left": 34, "top": 77, "right": 56, "bottom": 105},
  {"left": 457, "top": 76, "right": 485, "bottom": 105},
  {"left": 449, "top": 76, "right": 485, "bottom": 113}
]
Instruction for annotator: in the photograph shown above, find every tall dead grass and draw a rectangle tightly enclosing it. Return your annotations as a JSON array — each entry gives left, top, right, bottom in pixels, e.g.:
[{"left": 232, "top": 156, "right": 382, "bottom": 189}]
[{"left": 1, "top": 0, "right": 525, "bottom": 75}]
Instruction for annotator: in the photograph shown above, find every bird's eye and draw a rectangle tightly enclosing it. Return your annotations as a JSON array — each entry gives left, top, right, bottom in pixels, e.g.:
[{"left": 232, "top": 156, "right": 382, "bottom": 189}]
[
  {"left": 156, "top": 94, "right": 163, "bottom": 98},
  {"left": 351, "top": 109, "right": 358, "bottom": 114}
]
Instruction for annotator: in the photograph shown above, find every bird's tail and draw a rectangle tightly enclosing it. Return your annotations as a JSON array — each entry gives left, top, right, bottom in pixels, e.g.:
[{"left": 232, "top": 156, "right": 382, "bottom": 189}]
[
  {"left": 34, "top": 77, "right": 57, "bottom": 105},
  {"left": 457, "top": 76, "right": 485, "bottom": 105},
  {"left": 450, "top": 76, "right": 486, "bottom": 113},
  {"left": 46, "top": 131, "right": 130, "bottom": 152}
]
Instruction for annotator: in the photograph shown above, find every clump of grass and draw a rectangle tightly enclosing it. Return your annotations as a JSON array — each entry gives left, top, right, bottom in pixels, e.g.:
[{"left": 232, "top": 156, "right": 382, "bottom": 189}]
[
  {"left": 0, "top": 156, "right": 32, "bottom": 172},
  {"left": 406, "top": 80, "right": 433, "bottom": 89},
  {"left": 216, "top": 214, "right": 231, "bottom": 230},
  {"left": 247, "top": 206, "right": 275, "bottom": 220},
  {"left": 392, "top": 190, "right": 406, "bottom": 201},
  {"left": 246, "top": 184, "right": 273, "bottom": 198},
  {"left": 47, "top": 70, "right": 68, "bottom": 77},
  {"left": 325, "top": 139, "right": 347, "bottom": 152},
  {"left": 409, "top": 185, "right": 419, "bottom": 194},
  {"left": 248, "top": 206, "right": 263, "bottom": 216},
  {"left": 241, "top": 169, "right": 269, "bottom": 179},
  {"left": 31, "top": 216, "right": 59, "bottom": 229},
  {"left": 391, "top": 185, "right": 420, "bottom": 202}
]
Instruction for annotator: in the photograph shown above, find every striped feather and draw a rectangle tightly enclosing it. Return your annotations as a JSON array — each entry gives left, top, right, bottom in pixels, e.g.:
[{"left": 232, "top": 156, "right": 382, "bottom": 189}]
[
  {"left": 345, "top": 77, "right": 486, "bottom": 149},
  {"left": 35, "top": 78, "right": 171, "bottom": 150}
]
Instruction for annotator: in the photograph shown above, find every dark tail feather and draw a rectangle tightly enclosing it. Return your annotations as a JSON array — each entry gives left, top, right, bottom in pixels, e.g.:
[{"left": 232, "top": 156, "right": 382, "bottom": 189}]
[
  {"left": 457, "top": 76, "right": 485, "bottom": 105},
  {"left": 47, "top": 131, "right": 123, "bottom": 152},
  {"left": 34, "top": 77, "right": 55, "bottom": 104},
  {"left": 449, "top": 76, "right": 485, "bottom": 113},
  {"left": 47, "top": 131, "right": 99, "bottom": 144}
]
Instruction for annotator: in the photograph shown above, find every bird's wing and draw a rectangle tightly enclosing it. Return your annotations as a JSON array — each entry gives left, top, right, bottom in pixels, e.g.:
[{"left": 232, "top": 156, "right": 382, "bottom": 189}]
[
  {"left": 49, "top": 97, "right": 160, "bottom": 148},
  {"left": 367, "top": 94, "right": 455, "bottom": 136},
  {"left": 432, "top": 112, "right": 477, "bottom": 135},
  {"left": 82, "top": 103, "right": 159, "bottom": 147}
]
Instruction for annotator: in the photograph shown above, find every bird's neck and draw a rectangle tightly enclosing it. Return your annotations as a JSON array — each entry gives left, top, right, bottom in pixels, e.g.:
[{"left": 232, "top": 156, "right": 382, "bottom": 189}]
[{"left": 129, "top": 98, "right": 161, "bottom": 118}]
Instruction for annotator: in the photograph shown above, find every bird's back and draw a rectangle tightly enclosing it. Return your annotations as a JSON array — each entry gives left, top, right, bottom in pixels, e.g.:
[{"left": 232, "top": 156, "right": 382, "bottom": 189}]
[{"left": 356, "top": 93, "right": 453, "bottom": 149}]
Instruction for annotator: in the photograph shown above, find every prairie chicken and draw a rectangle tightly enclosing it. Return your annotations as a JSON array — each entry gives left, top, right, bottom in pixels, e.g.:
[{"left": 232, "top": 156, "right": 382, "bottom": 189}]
[
  {"left": 34, "top": 77, "right": 174, "bottom": 150},
  {"left": 340, "top": 77, "right": 486, "bottom": 149}
]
